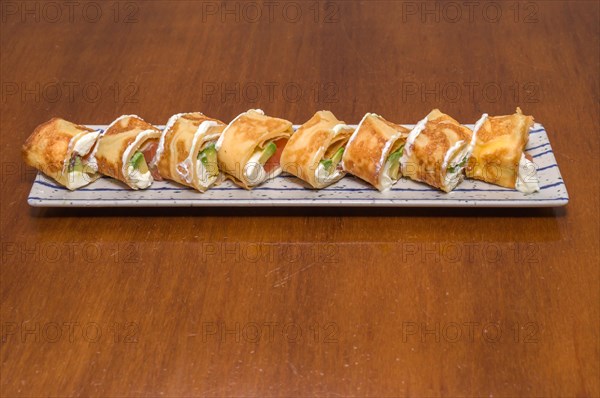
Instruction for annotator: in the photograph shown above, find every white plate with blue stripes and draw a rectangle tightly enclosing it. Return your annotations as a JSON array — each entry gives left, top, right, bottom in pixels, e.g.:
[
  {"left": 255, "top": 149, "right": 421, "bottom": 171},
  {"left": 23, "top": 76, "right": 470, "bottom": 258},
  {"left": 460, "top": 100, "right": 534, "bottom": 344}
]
[{"left": 28, "top": 123, "right": 568, "bottom": 207}]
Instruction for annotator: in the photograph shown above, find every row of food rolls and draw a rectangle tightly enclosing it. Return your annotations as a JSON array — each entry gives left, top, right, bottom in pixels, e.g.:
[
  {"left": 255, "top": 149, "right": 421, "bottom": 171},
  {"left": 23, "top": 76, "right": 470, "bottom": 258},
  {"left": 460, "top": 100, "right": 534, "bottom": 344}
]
[{"left": 21, "top": 108, "right": 538, "bottom": 194}]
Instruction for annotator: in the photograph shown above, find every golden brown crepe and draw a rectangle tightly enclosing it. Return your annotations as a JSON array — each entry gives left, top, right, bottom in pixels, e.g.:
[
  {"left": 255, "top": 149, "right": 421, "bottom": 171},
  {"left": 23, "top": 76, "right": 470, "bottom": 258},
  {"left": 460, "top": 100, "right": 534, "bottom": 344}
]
[
  {"left": 22, "top": 118, "right": 102, "bottom": 190},
  {"left": 400, "top": 109, "right": 473, "bottom": 192},
  {"left": 93, "top": 115, "right": 161, "bottom": 190},
  {"left": 466, "top": 108, "right": 538, "bottom": 193},
  {"left": 280, "top": 111, "right": 354, "bottom": 188},
  {"left": 341, "top": 113, "right": 410, "bottom": 191},
  {"left": 215, "top": 109, "right": 293, "bottom": 189},
  {"left": 152, "top": 112, "right": 226, "bottom": 192}
]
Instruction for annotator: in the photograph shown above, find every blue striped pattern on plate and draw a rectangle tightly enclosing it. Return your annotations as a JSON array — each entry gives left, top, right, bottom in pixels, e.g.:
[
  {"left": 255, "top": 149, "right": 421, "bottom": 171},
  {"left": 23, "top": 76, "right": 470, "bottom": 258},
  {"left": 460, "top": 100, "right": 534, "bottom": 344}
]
[{"left": 27, "top": 123, "right": 568, "bottom": 207}]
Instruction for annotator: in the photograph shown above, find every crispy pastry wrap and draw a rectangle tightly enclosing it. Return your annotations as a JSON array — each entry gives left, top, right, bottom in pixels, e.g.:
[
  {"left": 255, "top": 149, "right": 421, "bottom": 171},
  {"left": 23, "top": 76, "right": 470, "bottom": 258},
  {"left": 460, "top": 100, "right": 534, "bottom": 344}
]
[
  {"left": 400, "top": 109, "right": 474, "bottom": 192},
  {"left": 93, "top": 115, "right": 161, "bottom": 190},
  {"left": 280, "top": 111, "right": 354, "bottom": 188},
  {"left": 152, "top": 112, "right": 226, "bottom": 192},
  {"left": 341, "top": 113, "right": 410, "bottom": 191},
  {"left": 466, "top": 108, "right": 538, "bottom": 193},
  {"left": 215, "top": 109, "right": 293, "bottom": 189},
  {"left": 22, "top": 118, "right": 102, "bottom": 190}
]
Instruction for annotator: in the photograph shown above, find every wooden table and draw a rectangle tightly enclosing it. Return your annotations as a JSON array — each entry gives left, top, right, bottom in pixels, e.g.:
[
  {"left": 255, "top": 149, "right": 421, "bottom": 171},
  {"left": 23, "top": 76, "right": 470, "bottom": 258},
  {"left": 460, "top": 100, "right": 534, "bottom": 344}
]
[{"left": 1, "top": 1, "right": 598, "bottom": 396}]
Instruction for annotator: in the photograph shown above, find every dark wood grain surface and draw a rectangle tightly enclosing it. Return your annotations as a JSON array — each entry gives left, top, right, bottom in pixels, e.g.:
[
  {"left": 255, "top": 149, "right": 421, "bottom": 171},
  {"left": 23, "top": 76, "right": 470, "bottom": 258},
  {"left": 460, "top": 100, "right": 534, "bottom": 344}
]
[{"left": 1, "top": 1, "right": 598, "bottom": 396}]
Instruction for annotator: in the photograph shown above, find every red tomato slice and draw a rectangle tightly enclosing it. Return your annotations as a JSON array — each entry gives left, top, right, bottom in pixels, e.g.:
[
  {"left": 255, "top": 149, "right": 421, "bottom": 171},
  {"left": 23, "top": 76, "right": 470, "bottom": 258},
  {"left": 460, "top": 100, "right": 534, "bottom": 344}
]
[
  {"left": 140, "top": 140, "right": 162, "bottom": 180},
  {"left": 264, "top": 138, "right": 288, "bottom": 174}
]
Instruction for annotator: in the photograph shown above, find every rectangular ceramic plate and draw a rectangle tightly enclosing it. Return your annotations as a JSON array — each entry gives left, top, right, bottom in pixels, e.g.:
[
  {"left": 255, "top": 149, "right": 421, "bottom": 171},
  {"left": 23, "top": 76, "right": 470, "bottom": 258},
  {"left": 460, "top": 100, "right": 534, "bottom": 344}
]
[{"left": 28, "top": 123, "right": 568, "bottom": 207}]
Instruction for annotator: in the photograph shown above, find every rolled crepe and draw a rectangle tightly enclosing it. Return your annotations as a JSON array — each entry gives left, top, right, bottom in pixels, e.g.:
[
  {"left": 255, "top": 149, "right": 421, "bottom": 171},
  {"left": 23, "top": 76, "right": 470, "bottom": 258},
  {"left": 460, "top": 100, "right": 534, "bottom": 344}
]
[
  {"left": 22, "top": 118, "right": 102, "bottom": 190},
  {"left": 151, "top": 112, "right": 226, "bottom": 192},
  {"left": 280, "top": 111, "right": 354, "bottom": 188},
  {"left": 215, "top": 109, "right": 293, "bottom": 189},
  {"left": 400, "top": 109, "right": 473, "bottom": 192},
  {"left": 341, "top": 113, "right": 410, "bottom": 191},
  {"left": 466, "top": 108, "right": 538, "bottom": 193},
  {"left": 93, "top": 115, "right": 161, "bottom": 190}
]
